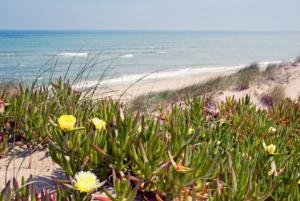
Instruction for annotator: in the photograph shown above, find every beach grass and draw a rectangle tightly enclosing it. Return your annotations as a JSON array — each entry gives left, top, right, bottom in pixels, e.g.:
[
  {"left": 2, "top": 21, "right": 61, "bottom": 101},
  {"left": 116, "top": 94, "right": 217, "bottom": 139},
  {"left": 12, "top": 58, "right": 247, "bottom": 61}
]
[{"left": 260, "top": 85, "right": 285, "bottom": 107}]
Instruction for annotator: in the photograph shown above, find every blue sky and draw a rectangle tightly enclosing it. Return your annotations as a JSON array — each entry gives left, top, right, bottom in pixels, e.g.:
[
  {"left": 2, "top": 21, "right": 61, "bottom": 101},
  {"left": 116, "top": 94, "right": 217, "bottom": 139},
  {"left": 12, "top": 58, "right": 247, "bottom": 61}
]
[{"left": 0, "top": 0, "right": 300, "bottom": 31}]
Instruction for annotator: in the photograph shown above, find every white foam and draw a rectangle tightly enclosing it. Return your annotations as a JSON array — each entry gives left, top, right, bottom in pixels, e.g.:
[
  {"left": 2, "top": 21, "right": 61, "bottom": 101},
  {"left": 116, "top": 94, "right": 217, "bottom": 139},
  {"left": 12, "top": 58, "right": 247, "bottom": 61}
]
[
  {"left": 57, "top": 52, "right": 89, "bottom": 58},
  {"left": 119, "top": 54, "right": 134, "bottom": 58},
  {"left": 159, "top": 51, "right": 168, "bottom": 54}
]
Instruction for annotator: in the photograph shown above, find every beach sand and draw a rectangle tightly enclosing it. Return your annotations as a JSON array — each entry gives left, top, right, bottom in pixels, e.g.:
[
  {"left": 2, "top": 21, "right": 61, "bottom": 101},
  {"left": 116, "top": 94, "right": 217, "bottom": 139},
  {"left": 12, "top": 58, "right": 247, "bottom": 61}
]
[{"left": 0, "top": 148, "right": 64, "bottom": 191}]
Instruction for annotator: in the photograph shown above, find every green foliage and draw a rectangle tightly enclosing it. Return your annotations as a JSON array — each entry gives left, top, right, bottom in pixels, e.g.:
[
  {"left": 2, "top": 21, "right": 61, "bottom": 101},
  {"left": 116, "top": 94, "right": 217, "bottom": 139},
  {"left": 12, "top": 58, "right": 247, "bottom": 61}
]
[{"left": 48, "top": 93, "right": 300, "bottom": 200}]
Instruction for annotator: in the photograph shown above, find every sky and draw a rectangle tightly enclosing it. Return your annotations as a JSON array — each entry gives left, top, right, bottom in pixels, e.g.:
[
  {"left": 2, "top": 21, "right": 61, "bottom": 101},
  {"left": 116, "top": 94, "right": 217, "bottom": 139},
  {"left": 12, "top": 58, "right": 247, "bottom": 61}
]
[{"left": 0, "top": 0, "right": 300, "bottom": 31}]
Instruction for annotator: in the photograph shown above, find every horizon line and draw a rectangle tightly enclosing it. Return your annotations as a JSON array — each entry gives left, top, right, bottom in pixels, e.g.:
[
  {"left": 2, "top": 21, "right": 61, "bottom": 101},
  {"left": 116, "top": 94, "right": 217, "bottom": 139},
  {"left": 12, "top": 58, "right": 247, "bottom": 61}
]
[{"left": 0, "top": 28, "right": 300, "bottom": 32}]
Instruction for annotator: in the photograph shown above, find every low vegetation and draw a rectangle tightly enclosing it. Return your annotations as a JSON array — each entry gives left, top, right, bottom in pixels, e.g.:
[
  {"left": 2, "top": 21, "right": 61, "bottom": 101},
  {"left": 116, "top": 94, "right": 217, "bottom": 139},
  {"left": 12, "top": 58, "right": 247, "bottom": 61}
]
[
  {"left": 260, "top": 85, "right": 285, "bottom": 107},
  {"left": 129, "top": 63, "right": 280, "bottom": 111},
  {"left": 0, "top": 76, "right": 299, "bottom": 200}
]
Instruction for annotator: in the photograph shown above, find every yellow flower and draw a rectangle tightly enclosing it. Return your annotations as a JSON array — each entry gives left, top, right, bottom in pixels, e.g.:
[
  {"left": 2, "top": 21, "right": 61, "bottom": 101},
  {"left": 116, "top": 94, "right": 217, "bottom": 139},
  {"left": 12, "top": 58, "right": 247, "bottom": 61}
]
[
  {"left": 74, "top": 171, "right": 100, "bottom": 193},
  {"left": 58, "top": 115, "right": 76, "bottom": 131},
  {"left": 91, "top": 118, "right": 106, "bottom": 130},
  {"left": 298, "top": 179, "right": 300, "bottom": 185},
  {"left": 266, "top": 144, "right": 276, "bottom": 155},
  {"left": 188, "top": 128, "right": 194, "bottom": 135}
]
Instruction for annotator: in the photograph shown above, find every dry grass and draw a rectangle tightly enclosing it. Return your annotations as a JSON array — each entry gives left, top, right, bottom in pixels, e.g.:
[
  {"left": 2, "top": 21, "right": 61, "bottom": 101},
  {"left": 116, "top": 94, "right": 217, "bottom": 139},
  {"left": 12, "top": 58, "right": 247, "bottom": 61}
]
[{"left": 262, "top": 64, "right": 280, "bottom": 81}]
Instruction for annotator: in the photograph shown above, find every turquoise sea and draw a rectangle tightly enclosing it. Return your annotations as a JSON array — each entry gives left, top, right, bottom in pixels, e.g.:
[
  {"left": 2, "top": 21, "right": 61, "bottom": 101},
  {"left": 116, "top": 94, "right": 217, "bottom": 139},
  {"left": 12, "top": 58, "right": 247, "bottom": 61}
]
[{"left": 0, "top": 30, "right": 300, "bottom": 85}]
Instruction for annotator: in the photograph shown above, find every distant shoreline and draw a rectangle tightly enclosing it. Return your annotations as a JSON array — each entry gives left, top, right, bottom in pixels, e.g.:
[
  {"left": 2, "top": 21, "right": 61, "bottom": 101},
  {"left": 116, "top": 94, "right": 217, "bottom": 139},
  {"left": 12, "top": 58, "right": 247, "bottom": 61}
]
[{"left": 77, "top": 61, "right": 283, "bottom": 101}]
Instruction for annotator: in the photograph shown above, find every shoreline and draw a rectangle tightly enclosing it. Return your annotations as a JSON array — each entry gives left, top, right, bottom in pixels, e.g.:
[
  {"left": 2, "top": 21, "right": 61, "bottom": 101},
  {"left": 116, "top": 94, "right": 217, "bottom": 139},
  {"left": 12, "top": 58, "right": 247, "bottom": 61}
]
[
  {"left": 91, "top": 67, "right": 240, "bottom": 102},
  {"left": 87, "top": 61, "right": 286, "bottom": 103}
]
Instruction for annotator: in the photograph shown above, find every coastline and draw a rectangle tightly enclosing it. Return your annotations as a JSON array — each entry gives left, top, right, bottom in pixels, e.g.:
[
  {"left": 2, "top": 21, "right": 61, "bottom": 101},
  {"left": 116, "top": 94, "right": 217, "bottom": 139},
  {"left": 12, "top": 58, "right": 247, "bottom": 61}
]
[
  {"left": 87, "top": 60, "right": 297, "bottom": 105},
  {"left": 91, "top": 67, "right": 240, "bottom": 102},
  {"left": 122, "top": 61, "right": 300, "bottom": 109}
]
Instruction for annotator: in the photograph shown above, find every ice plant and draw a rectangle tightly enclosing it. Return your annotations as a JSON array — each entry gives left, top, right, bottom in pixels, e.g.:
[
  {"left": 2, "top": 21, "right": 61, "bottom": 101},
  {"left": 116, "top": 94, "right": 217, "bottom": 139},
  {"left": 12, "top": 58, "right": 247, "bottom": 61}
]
[
  {"left": 58, "top": 115, "right": 76, "bottom": 131},
  {"left": 74, "top": 171, "right": 101, "bottom": 193},
  {"left": 266, "top": 144, "right": 276, "bottom": 155},
  {"left": 91, "top": 118, "right": 106, "bottom": 131}
]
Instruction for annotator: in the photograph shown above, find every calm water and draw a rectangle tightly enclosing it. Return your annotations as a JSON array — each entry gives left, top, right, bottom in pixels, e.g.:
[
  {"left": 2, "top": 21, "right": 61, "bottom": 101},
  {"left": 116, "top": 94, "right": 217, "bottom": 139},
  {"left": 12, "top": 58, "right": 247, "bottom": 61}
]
[{"left": 0, "top": 30, "right": 300, "bottom": 84}]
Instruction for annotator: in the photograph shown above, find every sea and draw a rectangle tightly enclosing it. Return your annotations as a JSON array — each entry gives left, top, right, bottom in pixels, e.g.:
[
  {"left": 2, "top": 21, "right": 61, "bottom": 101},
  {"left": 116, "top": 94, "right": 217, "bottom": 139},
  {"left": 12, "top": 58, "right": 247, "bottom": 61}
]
[{"left": 0, "top": 30, "right": 300, "bottom": 86}]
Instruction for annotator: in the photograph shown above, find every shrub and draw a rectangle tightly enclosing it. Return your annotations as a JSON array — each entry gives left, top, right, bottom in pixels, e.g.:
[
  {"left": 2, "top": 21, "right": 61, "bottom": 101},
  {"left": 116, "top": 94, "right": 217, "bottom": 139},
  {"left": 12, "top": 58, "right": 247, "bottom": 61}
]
[{"left": 261, "top": 86, "right": 285, "bottom": 107}]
